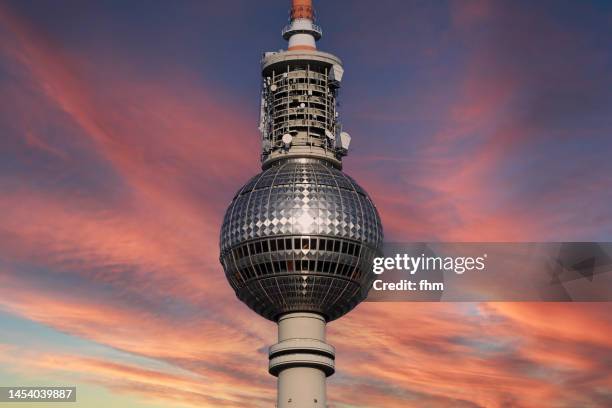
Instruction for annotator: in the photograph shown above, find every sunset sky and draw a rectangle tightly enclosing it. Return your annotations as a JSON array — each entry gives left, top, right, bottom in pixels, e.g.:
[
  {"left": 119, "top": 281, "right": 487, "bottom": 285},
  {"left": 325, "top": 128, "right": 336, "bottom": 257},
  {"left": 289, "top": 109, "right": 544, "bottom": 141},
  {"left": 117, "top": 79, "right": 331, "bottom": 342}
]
[{"left": 0, "top": 0, "right": 611, "bottom": 407}]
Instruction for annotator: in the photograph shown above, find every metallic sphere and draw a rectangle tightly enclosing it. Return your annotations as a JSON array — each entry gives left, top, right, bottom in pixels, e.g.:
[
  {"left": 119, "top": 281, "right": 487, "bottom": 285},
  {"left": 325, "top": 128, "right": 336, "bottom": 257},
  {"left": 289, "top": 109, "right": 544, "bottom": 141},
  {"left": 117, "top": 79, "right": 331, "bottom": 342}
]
[{"left": 219, "top": 158, "right": 383, "bottom": 321}]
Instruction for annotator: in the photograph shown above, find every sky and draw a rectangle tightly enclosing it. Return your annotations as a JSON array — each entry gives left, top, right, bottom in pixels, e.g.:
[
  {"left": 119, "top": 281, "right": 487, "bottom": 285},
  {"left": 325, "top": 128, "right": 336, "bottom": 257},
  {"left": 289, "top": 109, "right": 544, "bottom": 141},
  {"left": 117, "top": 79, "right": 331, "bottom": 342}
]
[{"left": 0, "top": 0, "right": 611, "bottom": 407}]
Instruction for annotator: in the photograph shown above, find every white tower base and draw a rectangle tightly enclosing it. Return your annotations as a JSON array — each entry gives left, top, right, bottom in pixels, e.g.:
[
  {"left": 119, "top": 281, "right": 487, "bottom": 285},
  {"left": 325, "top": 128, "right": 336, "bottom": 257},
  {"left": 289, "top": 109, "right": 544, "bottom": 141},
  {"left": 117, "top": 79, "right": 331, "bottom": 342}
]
[{"left": 269, "top": 313, "right": 335, "bottom": 408}]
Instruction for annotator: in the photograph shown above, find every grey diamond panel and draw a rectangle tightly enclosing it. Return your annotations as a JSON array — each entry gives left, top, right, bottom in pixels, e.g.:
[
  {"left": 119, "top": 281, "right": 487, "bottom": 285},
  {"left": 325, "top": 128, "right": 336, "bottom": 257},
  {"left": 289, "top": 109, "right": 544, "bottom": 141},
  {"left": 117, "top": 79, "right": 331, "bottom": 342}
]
[{"left": 221, "top": 159, "right": 383, "bottom": 251}]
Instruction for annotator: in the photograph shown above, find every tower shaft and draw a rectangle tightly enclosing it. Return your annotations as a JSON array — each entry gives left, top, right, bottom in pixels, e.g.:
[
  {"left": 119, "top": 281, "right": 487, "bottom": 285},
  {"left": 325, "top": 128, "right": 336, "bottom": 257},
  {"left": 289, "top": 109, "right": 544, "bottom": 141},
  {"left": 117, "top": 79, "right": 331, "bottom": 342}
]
[
  {"left": 269, "top": 313, "right": 335, "bottom": 408},
  {"left": 220, "top": 1, "right": 383, "bottom": 407}
]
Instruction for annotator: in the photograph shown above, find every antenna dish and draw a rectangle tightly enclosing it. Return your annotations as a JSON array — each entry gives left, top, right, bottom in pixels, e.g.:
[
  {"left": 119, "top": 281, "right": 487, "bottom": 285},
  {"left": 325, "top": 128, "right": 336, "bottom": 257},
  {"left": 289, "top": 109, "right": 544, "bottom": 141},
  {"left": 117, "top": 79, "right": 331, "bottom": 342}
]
[
  {"left": 270, "top": 84, "right": 277, "bottom": 92},
  {"left": 329, "top": 64, "right": 344, "bottom": 83},
  {"left": 282, "top": 133, "right": 293, "bottom": 146},
  {"left": 325, "top": 129, "right": 335, "bottom": 140},
  {"left": 299, "top": 102, "right": 306, "bottom": 108}
]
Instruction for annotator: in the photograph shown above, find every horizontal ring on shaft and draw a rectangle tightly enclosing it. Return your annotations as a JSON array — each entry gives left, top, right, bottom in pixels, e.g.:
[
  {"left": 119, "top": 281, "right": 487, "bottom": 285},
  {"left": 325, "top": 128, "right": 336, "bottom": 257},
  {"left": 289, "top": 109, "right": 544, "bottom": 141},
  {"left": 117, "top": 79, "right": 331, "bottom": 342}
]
[
  {"left": 269, "top": 353, "right": 335, "bottom": 377},
  {"left": 269, "top": 338, "right": 335, "bottom": 359}
]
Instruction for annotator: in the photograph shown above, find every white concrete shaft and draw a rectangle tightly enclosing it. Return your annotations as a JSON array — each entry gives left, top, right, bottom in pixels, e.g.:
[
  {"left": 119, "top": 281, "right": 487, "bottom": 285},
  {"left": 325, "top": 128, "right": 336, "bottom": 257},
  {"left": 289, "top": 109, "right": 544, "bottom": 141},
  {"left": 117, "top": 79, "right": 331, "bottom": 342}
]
[
  {"left": 288, "top": 33, "right": 316, "bottom": 50},
  {"left": 278, "top": 312, "right": 326, "bottom": 341},
  {"left": 274, "top": 313, "right": 331, "bottom": 408},
  {"left": 278, "top": 366, "right": 326, "bottom": 407}
]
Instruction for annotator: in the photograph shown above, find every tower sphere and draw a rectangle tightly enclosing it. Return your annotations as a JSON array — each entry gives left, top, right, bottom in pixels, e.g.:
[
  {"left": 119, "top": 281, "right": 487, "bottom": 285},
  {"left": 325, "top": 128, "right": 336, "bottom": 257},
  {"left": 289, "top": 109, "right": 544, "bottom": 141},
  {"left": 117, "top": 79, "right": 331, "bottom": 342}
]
[{"left": 220, "top": 158, "right": 383, "bottom": 321}]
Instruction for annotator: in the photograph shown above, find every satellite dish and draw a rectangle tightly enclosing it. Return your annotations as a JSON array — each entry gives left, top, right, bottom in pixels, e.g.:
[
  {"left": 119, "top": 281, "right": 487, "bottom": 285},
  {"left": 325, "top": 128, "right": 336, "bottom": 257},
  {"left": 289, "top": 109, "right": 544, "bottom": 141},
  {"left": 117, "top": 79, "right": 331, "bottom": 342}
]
[
  {"left": 299, "top": 102, "right": 306, "bottom": 108},
  {"left": 325, "top": 129, "right": 335, "bottom": 140},
  {"left": 339, "top": 132, "right": 351, "bottom": 150},
  {"left": 282, "top": 133, "right": 293, "bottom": 147},
  {"left": 270, "top": 84, "right": 277, "bottom": 92}
]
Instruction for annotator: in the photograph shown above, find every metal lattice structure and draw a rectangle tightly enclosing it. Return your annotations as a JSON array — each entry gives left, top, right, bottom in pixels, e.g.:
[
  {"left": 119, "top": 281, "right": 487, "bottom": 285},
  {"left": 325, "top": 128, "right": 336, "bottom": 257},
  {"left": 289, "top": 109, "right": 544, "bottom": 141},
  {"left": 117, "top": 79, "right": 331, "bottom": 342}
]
[
  {"left": 260, "top": 51, "right": 347, "bottom": 168},
  {"left": 261, "top": 64, "right": 336, "bottom": 153}
]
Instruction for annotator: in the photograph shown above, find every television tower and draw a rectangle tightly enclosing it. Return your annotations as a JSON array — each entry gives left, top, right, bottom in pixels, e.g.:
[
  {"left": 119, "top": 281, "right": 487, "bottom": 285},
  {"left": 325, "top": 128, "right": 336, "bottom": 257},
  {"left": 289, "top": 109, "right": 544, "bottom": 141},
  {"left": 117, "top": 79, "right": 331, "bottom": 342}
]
[{"left": 219, "top": 1, "right": 383, "bottom": 406}]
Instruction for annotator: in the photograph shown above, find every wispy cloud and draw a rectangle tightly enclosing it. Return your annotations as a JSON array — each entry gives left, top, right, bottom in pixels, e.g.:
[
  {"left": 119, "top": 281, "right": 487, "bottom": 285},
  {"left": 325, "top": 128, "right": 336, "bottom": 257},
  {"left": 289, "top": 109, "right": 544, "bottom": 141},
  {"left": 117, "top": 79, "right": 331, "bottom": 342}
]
[{"left": 0, "top": 1, "right": 611, "bottom": 407}]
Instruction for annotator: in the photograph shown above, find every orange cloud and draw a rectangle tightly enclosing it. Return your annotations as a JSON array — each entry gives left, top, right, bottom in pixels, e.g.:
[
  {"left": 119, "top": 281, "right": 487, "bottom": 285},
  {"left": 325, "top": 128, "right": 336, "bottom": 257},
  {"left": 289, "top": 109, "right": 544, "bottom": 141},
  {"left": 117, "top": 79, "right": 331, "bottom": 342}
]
[
  {"left": 325, "top": 302, "right": 612, "bottom": 407},
  {"left": 0, "top": 347, "right": 274, "bottom": 408}
]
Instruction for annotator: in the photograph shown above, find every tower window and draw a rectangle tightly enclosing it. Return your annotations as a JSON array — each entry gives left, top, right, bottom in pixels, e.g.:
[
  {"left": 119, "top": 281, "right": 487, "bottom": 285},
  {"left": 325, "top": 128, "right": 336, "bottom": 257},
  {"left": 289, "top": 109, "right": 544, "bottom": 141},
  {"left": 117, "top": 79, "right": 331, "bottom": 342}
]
[{"left": 334, "top": 240, "right": 341, "bottom": 252}]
